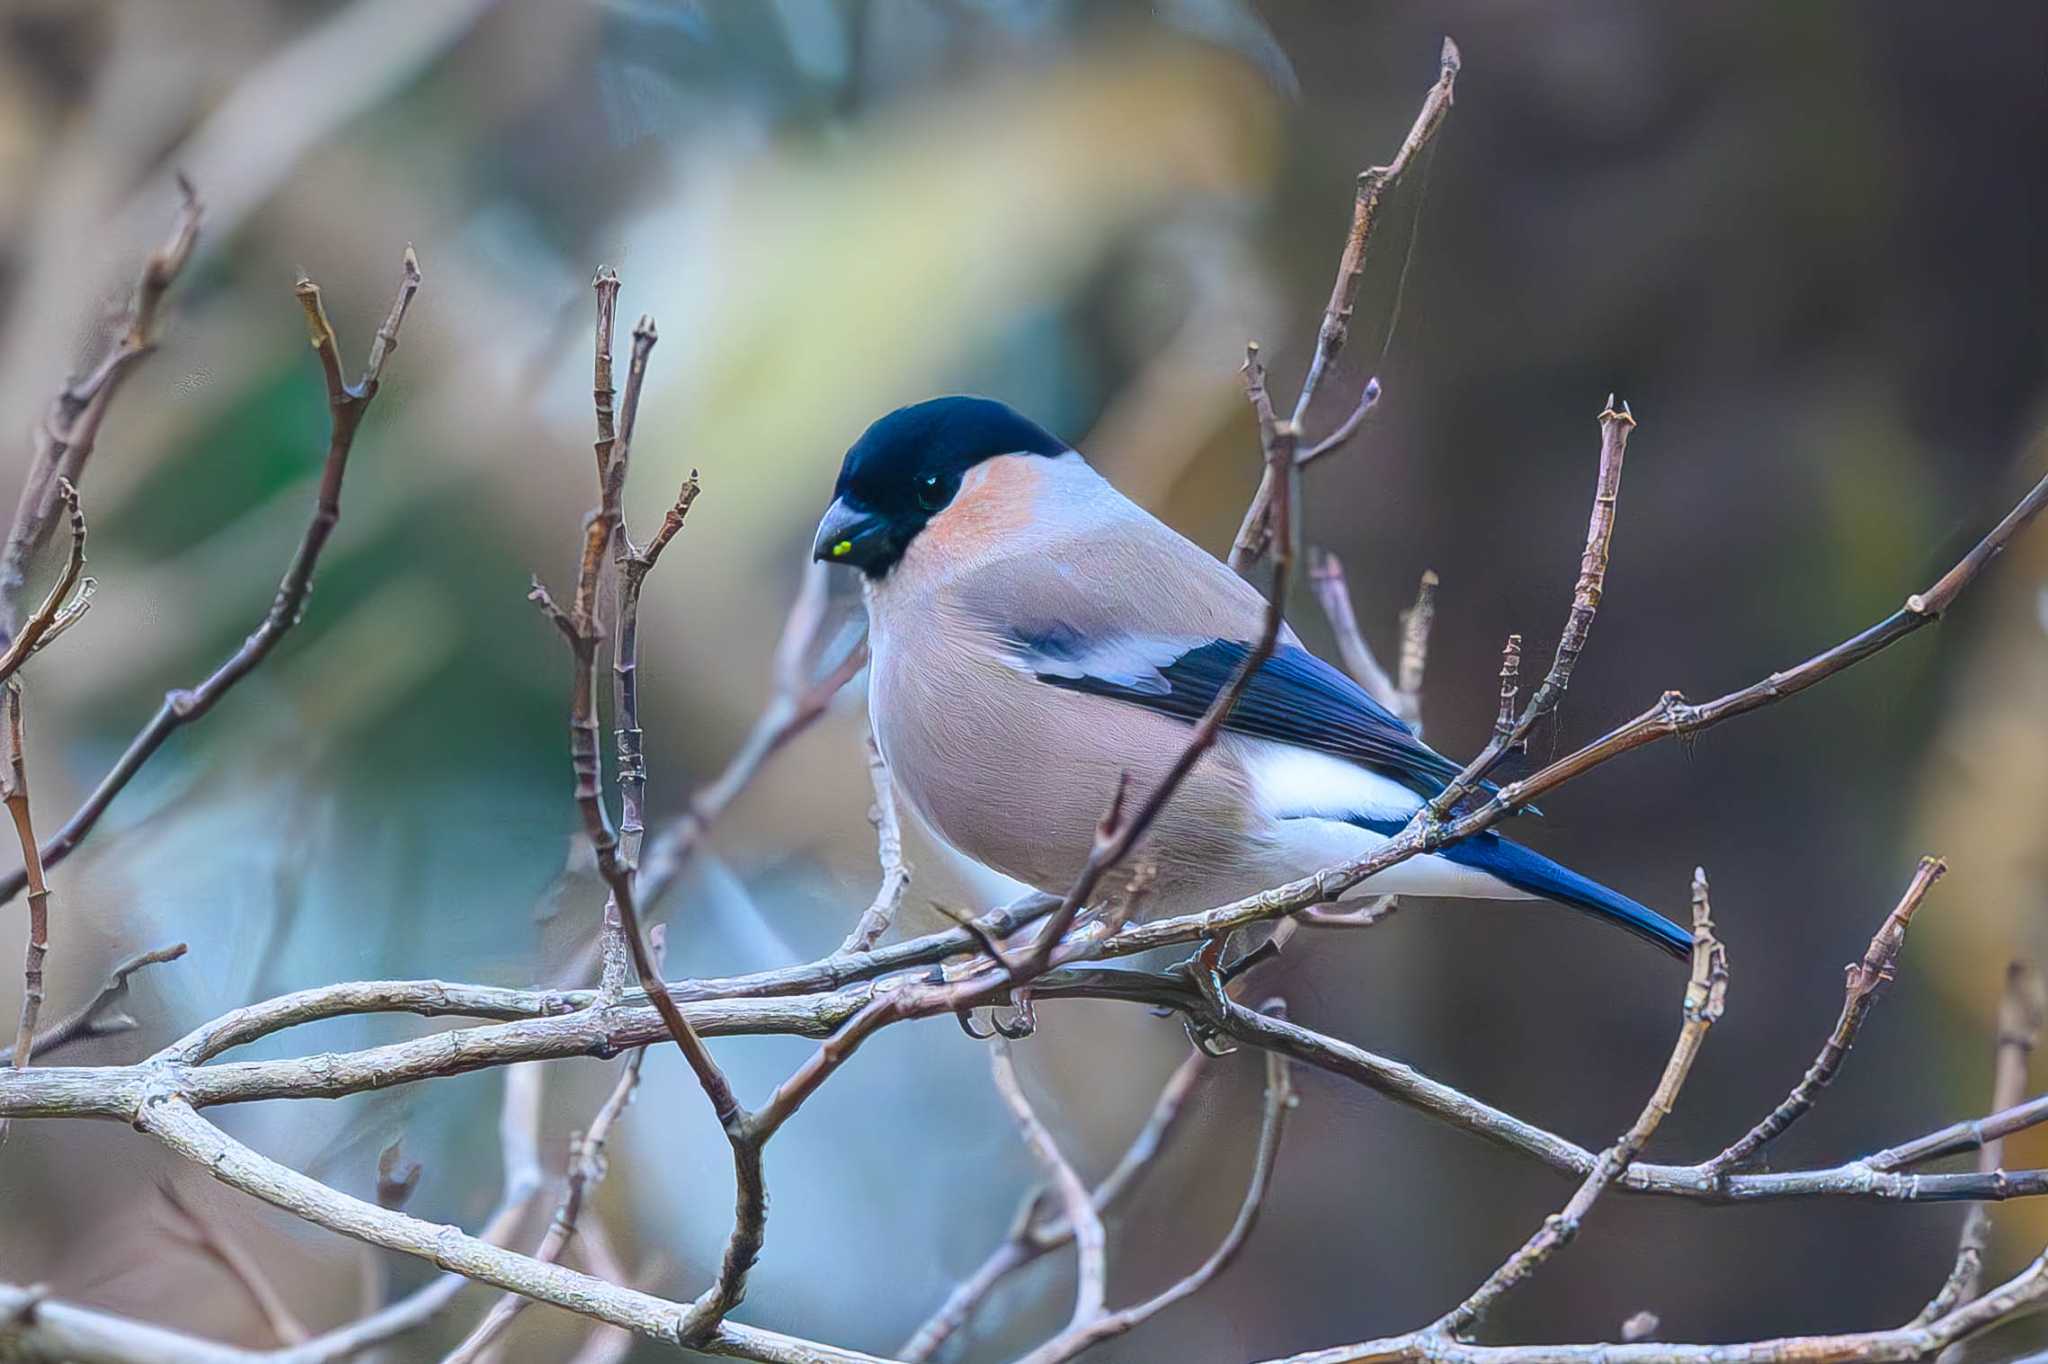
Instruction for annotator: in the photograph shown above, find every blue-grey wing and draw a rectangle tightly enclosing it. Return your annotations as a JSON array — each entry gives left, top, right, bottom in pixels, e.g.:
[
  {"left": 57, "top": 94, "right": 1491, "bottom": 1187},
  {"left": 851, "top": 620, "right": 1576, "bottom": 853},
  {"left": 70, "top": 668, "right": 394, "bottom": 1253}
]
[{"left": 1011, "top": 630, "right": 1482, "bottom": 803}]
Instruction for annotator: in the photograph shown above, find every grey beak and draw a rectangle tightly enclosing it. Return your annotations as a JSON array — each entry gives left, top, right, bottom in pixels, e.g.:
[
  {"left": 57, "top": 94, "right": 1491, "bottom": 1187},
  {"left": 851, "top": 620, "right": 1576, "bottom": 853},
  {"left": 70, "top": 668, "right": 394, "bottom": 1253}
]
[{"left": 812, "top": 496, "right": 891, "bottom": 571}]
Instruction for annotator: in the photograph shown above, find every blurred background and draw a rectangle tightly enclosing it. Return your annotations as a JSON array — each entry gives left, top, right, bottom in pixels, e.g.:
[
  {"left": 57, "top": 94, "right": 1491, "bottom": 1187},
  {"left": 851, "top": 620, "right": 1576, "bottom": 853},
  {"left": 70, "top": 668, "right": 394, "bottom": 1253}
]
[{"left": 1, "top": 1, "right": 2045, "bottom": 1359}]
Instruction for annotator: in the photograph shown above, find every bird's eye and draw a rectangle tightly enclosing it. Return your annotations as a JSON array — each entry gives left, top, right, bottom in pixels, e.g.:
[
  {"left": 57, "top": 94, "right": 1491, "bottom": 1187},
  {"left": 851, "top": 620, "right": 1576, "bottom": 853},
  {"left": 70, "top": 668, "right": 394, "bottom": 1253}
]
[{"left": 915, "top": 473, "right": 952, "bottom": 512}]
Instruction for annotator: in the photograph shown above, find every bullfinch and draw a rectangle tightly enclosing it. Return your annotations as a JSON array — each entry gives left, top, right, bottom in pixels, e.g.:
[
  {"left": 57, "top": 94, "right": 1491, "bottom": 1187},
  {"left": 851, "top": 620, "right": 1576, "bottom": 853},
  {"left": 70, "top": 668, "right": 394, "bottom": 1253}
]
[{"left": 813, "top": 396, "right": 1689, "bottom": 959}]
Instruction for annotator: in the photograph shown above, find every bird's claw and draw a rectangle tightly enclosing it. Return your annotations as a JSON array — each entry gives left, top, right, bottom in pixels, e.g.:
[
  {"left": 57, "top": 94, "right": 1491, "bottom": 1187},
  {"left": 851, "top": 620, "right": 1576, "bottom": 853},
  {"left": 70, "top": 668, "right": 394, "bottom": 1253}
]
[
  {"left": 992, "top": 991, "right": 1037, "bottom": 1039},
  {"left": 1182, "top": 1014, "right": 1237, "bottom": 1057},
  {"left": 957, "top": 992, "right": 1037, "bottom": 1041}
]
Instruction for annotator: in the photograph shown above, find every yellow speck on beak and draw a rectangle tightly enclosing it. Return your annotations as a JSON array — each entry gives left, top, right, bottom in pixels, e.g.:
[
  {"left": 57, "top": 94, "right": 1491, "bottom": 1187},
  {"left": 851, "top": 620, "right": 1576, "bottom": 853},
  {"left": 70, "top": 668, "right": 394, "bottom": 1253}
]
[{"left": 832, "top": 540, "right": 853, "bottom": 558}]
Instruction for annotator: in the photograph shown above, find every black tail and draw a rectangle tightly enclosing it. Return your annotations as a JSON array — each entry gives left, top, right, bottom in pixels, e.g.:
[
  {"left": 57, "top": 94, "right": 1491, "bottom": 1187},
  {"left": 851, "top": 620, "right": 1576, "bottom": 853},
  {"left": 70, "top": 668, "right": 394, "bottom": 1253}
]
[{"left": 1439, "top": 834, "right": 1691, "bottom": 959}]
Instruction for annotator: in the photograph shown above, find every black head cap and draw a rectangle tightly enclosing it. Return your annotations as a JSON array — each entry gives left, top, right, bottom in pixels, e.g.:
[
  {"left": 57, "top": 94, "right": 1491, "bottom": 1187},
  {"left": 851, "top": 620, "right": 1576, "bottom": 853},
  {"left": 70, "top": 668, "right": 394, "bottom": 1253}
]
[{"left": 814, "top": 396, "right": 1067, "bottom": 577}]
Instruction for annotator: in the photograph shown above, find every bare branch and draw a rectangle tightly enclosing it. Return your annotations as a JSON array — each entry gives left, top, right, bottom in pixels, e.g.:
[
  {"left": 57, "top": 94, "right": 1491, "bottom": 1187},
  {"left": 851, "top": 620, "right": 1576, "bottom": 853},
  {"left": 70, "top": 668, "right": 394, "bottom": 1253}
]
[
  {"left": 931, "top": 901, "right": 1026, "bottom": 978},
  {"left": 5, "top": 685, "right": 54, "bottom": 1070},
  {"left": 1307, "top": 547, "right": 1402, "bottom": 713},
  {"left": 4, "top": 936, "right": 2048, "bottom": 1210},
  {"left": 0, "top": 941, "right": 186, "bottom": 1065},
  {"left": 990, "top": 1038, "right": 1107, "bottom": 1332},
  {"left": 0, "top": 248, "right": 424, "bottom": 910},
  {"left": 0, "top": 183, "right": 202, "bottom": 639},
  {"left": 527, "top": 281, "right": 745, "bottom": 1158},
  {"left": 1710, "top": 856, "right": 1947, "bottom": 1171},
  {"left": 1250, "top": 1255, "right": 2048, "bottom": 1364},
  {"left": 1491, "top": 633, "right": 1524, "bottom": 749},
  {"left": 1916, "top": 960, "right": 2047, "bottom": 1326},
  {"left": 123, "top": 1091, "right": 890, "bottom": 1364},
  {"left": 159, "top": 1183, "right": 312, "bottom": 1346},
  {"left": 1015, "top": 341, "right": 1298, "bottom": 979},
  {"left": 1298, "top": 40, "right": 1459, "bottom": 426},
  {"left": 1395, "top": 568, "right": 1436, "bottom": 733},
  {"left": 837, "top": 730, "right": 909, "bottom": 954},
  {"left": 1232, "top": 37, "right": 1460, "bottom": 570},
  {"left": 441, "top": 935, "right": 663, "bottom": 1364},
  {"left": 638, "top": 560, "right": 866, "bottom": 910},
  {"left": 1445, "top": 466, "right": 2048, "bottom": 830},
  {"left": 0, "top": 480, "right": 91, "bottom": 684},
  {"left": 2, "top": 1060, "right": 552, "bottom": 1364},
  {"left": 1429, "top": 398, "right": 1634, "bottom": 819},
  {"left": 591, "top": 266, "right": 622, "bottom": 475},
  {"left": 605, "top": 291, "right": 698, "bottom": 1001},
  {"left": 613, "top": 470, "right": 704, "bottom": 866},
  {"left": 1015, "top": 1005, "right": 1298, "bottom": 1364},
  {"left": 1437, "top": 872, "right": 1728, "bottom": 1335},
  {"left": 1298, "top": 375, "right": 1382, "bottom": 466},
  {"left": 531, "top": 274, "right": 801, "bottom": 1353},
  {"left": 900, "top": 1049, "right": 1213, "bottom": 1361}
]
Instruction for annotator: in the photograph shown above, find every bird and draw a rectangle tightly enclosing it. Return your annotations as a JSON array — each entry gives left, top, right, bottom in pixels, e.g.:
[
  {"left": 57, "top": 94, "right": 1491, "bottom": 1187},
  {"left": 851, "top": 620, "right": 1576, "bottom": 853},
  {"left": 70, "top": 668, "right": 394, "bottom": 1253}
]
[{"left": 812, "top": 395, "right": 1690, "bottom": 959}]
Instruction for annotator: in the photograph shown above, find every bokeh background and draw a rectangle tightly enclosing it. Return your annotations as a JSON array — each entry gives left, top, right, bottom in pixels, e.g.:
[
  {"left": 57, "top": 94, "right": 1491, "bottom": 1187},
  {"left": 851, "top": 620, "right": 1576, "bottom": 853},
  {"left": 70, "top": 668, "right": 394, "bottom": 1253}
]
[{"left": 2, "top": 1, "right": 2046, "bottom": 1360}]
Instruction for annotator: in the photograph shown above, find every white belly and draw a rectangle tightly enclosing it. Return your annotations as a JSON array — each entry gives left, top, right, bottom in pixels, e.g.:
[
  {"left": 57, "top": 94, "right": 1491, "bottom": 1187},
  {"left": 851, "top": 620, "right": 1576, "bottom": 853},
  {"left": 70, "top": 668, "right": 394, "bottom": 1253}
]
[{"left": 1258, "top": 815, "right": 1535, "bottom": 902}]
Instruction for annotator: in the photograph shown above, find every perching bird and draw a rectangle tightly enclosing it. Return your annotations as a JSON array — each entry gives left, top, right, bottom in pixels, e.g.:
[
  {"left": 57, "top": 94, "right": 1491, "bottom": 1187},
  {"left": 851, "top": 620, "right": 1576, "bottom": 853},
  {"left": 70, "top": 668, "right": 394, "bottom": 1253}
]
[{"left": 812, "top": 396, "right": 1690, "bottom": 958}]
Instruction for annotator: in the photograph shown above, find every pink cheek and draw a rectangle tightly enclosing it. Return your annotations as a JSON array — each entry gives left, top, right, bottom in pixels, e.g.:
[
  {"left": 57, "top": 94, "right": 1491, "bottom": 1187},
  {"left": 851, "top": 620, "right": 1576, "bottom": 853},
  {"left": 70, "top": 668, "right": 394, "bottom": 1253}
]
[{"left": 917, "top": 463, "right": 1042, "bottom": 559}]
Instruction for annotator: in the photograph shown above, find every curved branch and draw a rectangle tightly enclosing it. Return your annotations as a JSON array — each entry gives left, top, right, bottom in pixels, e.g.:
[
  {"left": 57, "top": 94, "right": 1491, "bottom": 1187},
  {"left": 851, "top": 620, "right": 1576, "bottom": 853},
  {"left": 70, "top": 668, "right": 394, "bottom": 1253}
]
[
  {"left": 0, "top": 249, "right": 423, "bottom": 909},
  {"left": 128, "top": 1097, "right": 890, "bottom": 1364}
]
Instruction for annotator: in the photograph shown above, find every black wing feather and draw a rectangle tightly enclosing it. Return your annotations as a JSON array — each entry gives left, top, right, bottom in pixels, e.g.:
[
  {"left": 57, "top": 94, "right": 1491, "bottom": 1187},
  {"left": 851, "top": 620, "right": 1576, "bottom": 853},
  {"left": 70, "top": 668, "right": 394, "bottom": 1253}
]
[{"left": 1030, "top": 635, "right": 1482, "bottom": 802}]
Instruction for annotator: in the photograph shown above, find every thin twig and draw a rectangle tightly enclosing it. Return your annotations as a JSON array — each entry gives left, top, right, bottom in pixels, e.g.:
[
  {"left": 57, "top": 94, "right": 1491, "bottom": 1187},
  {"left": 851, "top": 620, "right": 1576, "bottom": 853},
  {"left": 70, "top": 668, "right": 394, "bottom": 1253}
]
[
  {"left": 1916, "top": 960, "right": 2047, "bottom": 1327},
  {"left": 837, "top": 730, "right": 908, "bottom": 954},
  {"left": 1307, "top": 547, "right": 1402, "bottom": 715},
  {"left": 0, "top": 480, "right": 92, "bottom": 685},
  {"left": 930, "top": 901, "right": 1026, "bottom": 977},
  {"left": 899, "top": 1049, "right": 1213, "bottom": 1361},
  {"left": 1394, "top": 568, "right": 1437, "bottom": 733},
  {"left": 559, "top": 1221, "right": 666, "bottom": 1364},
  {"left": 602, "top": 299, "right": 693, "bottom": 1001},
  {"left": 529, "top": 293, "right": 743, "bottom": 1137},
  {"left": 1438, "top": 466, "right": 2048, "bottom": 833},
  {"left": 1869, "top": 1094, "right": 2048, "bottom": 1173},
  {"left": 159, "top": 1182, "right": 312, "bottom": 1346},
  {"left": 590, "top": 266, "right": 629, "bottom": 997},
  {"left": 5, "top": 685, "right": 53, "bottom": 1069},
  {"left": 1015, "top": 341, "right": 1298, "bottom": 979},
  {"left": 1249, "top": 1254, "right": 2048, "bottom": 1364},
  {"left": 3, "top": 1059, "right": 549, "bottom": 1364},
  {"left": 0, "top": 182, "right": 201, "bottom": 639},
  {"left": 532, "top": 278, "right": 781, "bottom": 1352},
  {"left": 4, "top": 886, "right": 2045, "bottom": 1217},
  {"left": 442, "top": 932, "right": 666, "bottom": 1364},
  {"left": 637, "top": 561, "right": 865, "bottom": 911},
  {"left": 1491, "top": 634, "right": 1524, "bottom": 750},
  {"left": 1014, "top": 1010, "right": 1298, "bottom": 1364},
  {"left": 1428, "top": 398, "right": 1634, "bottom": 819},
  {"left": 1436, "top": 871, "right": 1728, "bottom": 1336},
  {"left": 0, "top": 249, "right": 423, "bottom": 910},
  {"left": 1232, "top": 39, "right": 1460, "bottom": 570},
  {"left": 1710, "top": 856, "right": 1947, "bottom": 1171},
  {"left": 123, "top": 1084, "right": 891, "bottom": 1364},
  {"left": 0, "top": 941, "right": 186, "bottom": 1064},
  {"left": 989, "top": 1038, "right": 1107, "bottom": 1333},
  {"left": 1298, "top": 376, "right": 1382, "bottom": 466},
  {"left": 591, "top": 266, "right": 622, "bottom": 478}
]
